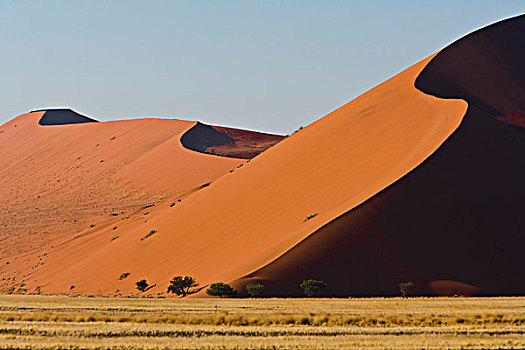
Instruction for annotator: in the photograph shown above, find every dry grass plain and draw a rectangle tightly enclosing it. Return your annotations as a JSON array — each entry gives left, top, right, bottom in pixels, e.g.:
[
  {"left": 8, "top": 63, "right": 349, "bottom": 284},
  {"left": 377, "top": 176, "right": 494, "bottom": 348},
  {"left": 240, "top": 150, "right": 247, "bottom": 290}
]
[{"left": 0, "top": 295, "right": 524, "bottom": 349}]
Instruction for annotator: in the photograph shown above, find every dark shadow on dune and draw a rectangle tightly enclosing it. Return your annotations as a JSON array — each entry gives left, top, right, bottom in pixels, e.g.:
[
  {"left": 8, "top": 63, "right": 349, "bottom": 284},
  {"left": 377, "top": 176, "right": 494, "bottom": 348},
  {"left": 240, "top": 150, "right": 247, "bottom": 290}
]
[
  {"left": 35, "top": 109, "right": 98, "bottom": 126},
  {"left": 181, "top": 122, "right": 284, "bottom": 159},
  {"left": 180, "top": 122, "right": 235, "bottom": 153},
  {"left": 238, "top": 15, "right": 525, "bottom": 297},
  {"left": 415, "top": 14, "right": 525, "bottom": 131}
]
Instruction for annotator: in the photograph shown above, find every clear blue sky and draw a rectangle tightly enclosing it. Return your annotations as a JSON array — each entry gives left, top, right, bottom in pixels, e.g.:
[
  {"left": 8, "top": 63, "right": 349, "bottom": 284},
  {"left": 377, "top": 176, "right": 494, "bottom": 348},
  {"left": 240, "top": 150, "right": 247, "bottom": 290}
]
[{"left": 0, "top": 1, "right": 523, "bottom": 134}]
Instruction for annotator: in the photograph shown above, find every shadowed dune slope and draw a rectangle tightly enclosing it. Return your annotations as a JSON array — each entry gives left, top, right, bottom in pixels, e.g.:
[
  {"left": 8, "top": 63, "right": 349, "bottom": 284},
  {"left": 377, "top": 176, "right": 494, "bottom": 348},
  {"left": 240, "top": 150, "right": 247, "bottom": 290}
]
[
  {"left": 35, "top": 108, "right": 98, "bottom": 125},
  {"left": 181, "top": 122, "right": 284, "bottom": 159},
  {"left": 6, "top": 51, "right": 467, "bottom": 295},
  {"left": 238, "top": 15, "right": 525, "bottom": 297},
  {"left": 0, "top": 113, "right": 241, "bottom": 257},
  {"left": 180, "top": 122, "right": 236, "bottom": 153}
]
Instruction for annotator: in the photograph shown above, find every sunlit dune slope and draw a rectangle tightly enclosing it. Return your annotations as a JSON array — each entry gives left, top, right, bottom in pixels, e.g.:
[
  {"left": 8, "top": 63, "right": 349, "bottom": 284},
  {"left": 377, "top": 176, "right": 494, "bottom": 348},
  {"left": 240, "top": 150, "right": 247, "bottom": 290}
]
[
  {"left": 7, "top": 50, "right": 466, "bottom": 295},
  {"left": 0, "top": 111, "right": 241, "bottom": 256}
]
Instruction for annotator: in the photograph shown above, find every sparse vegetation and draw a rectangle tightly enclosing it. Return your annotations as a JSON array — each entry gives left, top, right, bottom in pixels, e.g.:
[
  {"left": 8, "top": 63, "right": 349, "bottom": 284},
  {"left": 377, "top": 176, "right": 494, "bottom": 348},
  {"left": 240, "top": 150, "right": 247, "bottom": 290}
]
[
  {"left": 170, "top": 203, "right": 175, "bottom": 207},
  {"left": 135, "top": 279, "right": 149, "bottom": 292},
  {"left": 118, "top": 273, "right": 130, "bottom": 280},
  {"left": 246, "top": 283, "right": 265, "bottom": 297},
  {"left": 110, "top": 236, "right": 119, "bottom": 241},
  {"left": 304, "top": 213, "right": 318, "bottom": 222},
  {"left": 140, "top": 230, "right": 157, "bottom": 241},
  {"left": 399, "top": 281, "right": 416, "bottom": 298},
  {"left": 300, "top": 279, "right": 327, "bottom": 297},
  {"left": 167, "top": 276, "right": 199, "bottom": 297},
  {"left": 89, "top": 224, "right": 95, "bottom": 228},
  {"left": 206, "top": 282, "right": 237, "bottom": 298},
  {"left": 109, "top": 136, "right": 116, "bottom": 140},
  {"left": 202, "top": 182, "right": 211, "bottom": 187}
]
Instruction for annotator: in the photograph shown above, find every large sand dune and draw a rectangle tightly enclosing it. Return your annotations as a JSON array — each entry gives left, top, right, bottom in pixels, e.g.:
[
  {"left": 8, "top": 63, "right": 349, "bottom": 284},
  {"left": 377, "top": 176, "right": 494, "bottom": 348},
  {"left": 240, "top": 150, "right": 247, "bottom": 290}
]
[
  {"left": 1, "top": 15, "right": 523, "bottom": 297},
  {"left": 0, "top": 110, "right": 279, "bottom": 258}
]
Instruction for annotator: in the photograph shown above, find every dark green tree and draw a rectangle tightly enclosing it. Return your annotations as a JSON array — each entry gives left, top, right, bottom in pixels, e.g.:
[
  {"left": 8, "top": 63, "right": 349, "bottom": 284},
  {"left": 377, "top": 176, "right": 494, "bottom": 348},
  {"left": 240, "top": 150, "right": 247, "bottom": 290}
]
[
  {"left": 246, "top": 283, "right": 265, "bottom": 297},
  {"left": 136, "top": 279, "right": 149, "bottom": 292},
  {"left": 300, "top": 279, "right": 327, "bottom": 297},
  {"left": 167, "top": 276, "right": 199, "bottom": 297},
  {"left": 206, "top": 282, "right": 237, "bottom": 298}
]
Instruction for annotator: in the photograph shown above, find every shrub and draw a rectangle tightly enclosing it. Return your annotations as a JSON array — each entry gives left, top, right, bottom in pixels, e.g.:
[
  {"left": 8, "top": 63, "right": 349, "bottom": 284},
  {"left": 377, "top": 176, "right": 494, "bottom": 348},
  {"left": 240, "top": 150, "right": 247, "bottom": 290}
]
[
  {"left": 300, "top": 279, "right": 327, "bottom": 297},
  {"left": 167, "top": 276, "right": 199, "bottom": 297},
  {"left": 118, "top": 273, "right": 130, "bottom": 280},
  {"left": 246, "top": 283, "right": 265, "bottom": 297},
  {"left": 304, "top": 213, "right": 318, "bottom": 222},
  {"left": 141, "top": 230, "right": 157, "bottom": 241},
  {"left": 136, "top": 279, "right": 149, "bottom": 292},
  {"left": 399, "top": 281, "right": 415, "bottom": 298},
  {"left": 206, "top": 282, "right": 237, "bottom": 298}
]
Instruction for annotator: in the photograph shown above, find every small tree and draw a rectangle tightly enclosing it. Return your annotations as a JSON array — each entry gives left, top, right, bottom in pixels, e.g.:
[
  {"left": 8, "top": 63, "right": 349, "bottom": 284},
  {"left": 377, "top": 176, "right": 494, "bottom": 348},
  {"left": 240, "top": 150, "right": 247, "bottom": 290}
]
[
  {"left": 136, "top": 279, "right": 149, "bottom": 292},
  {"left": 300, "top": 279, "right": 327, "bottom": 297},
  {"left": 246, "top": 283, "right": 265, "bottom": 297},
  {"left": 206, "top": 282, "right": 237, "bottom": 298},
  {"left": 399, "top": 281, "right": 415, "bottom": 298},
  {"left": 167, "top": 276, "right": 199, "bottom": 297}
]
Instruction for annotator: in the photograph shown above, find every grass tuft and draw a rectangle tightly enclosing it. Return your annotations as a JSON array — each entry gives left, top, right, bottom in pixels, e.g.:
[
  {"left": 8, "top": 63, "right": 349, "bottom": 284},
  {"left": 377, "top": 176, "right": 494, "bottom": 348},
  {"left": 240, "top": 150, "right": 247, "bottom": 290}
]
[{"left": 140, "top": 230, "right": 157, "bottom": 241}]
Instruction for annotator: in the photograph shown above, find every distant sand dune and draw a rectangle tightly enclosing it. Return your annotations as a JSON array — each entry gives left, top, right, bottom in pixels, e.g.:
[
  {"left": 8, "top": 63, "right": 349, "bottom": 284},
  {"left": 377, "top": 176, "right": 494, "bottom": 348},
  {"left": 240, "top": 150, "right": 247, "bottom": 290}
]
[{"left": 0, "top": 113, "right": 242, "bottom": 258}]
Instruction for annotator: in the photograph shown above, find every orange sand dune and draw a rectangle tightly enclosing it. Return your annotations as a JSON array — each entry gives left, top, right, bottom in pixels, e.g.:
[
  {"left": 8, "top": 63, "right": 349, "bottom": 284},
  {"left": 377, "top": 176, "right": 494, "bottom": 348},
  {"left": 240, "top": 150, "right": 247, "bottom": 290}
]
[
  {"left": 0, "top": 112, "right": 242, "bottom": 257},
  {"left": 1, "top": 53, "right": 466, "bottom": 296},
  {"left": 2, "top": 15, "right": 523, "bottom": 297}
]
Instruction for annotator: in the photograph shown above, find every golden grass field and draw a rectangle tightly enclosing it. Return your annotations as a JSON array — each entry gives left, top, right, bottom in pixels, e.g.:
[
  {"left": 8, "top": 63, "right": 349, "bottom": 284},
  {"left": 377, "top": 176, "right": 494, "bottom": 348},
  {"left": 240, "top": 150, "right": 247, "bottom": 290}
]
[{"left": 0, "top": 295, "right": 524, "bottom": 349}]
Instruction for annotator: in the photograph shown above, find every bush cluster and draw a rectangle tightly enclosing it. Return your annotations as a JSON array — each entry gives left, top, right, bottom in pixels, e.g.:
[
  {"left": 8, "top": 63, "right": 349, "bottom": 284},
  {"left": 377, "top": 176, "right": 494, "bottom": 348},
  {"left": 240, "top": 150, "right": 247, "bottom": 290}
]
[{"left": 133, "top": 275, "right": 418, "bottom": 298}]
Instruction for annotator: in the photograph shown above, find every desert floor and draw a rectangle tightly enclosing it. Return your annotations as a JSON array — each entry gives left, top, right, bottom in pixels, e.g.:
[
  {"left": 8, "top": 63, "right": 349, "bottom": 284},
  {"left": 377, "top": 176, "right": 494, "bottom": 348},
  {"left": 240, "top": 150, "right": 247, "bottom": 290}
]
[{"left": 0, "top": 295, "right": 523, "bottom": 349}]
